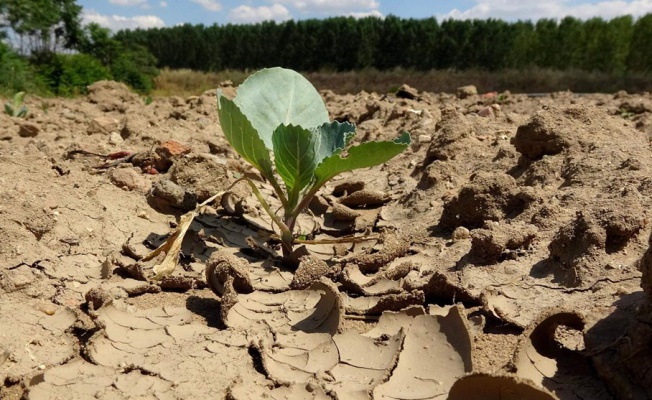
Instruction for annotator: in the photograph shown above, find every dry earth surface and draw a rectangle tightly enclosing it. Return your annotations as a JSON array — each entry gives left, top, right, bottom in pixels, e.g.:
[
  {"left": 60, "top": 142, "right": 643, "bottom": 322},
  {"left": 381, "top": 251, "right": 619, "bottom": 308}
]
[{"left": 2, "top": 80, "right": 652, "bottom": 399}]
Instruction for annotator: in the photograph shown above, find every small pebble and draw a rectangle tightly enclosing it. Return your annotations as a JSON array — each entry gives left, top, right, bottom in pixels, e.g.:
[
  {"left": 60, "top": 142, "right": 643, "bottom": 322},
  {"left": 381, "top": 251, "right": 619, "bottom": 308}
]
[
  {"left": 109, "top": 131, "right": 124, "bottom": 145},
  {"left": 504, "top": 265, "right": 519, "bottom": 275},
  {"left": 452, "top": 226, "right": 470, "bottom": 242},
  {"left": 38, "top": 304, "right": 56, "bottom": 316}
]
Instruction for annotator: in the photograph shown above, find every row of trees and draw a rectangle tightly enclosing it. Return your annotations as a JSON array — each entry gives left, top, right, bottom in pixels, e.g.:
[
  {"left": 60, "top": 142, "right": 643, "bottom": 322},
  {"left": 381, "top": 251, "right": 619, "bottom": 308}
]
[
  {"left": 0, "top": 0, "right": 158, "bottom": 95},
  {"left": 116, "top": 14, "right": 652, "bottom": 74}
]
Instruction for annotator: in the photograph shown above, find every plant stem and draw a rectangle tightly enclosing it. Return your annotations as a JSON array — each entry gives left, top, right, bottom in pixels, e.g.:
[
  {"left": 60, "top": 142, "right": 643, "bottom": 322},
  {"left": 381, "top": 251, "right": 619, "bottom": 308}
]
[
  {"left": 291, "top": 181, "right": 328, "bottom": 219},
  {"left": 266, "top": 174, "right": 290, "bottom": 211},
  {"left": 243, "top": 178, "right": 291, "bottom": 233}
]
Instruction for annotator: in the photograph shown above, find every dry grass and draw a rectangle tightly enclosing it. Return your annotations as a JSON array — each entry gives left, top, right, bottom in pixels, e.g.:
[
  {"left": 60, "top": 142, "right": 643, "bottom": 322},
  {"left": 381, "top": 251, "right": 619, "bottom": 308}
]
[
  {"left": 153, "top": 67, "right": 652, "bottom": 97},
  {"left": 152, "top": 68, "right": 251, "bottom": 97}
]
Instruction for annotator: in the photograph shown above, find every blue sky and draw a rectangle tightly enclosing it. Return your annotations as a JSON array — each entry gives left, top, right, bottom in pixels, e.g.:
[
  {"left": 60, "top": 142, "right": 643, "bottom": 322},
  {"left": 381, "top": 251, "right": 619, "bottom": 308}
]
[{"left": 78, "top": 0, "right": 652, "bottom": 31}]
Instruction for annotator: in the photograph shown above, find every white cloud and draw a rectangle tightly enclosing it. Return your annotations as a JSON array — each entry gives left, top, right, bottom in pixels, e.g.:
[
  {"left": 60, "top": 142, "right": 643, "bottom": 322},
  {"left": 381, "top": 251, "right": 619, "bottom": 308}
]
[
  {"left": 83, "top": 9, "right": 165, "bottom": 31},
  {"left": 441, "top": 0, "right": 652, "bottom": 21},
  {"left": 109, "top": 0, "right": 148, "bottom": 6},
  {"left": 190, "top": 0, "right": 222, "bottom": 12},
  {"left": 347, "top": 10, "right": 384, "bottom": 19},
  {"left": 229, "top": 4, "right": 291, "bottom": 23},
  {"left": 160, "top": 1, "right": 168, "bottom": 7},
  {"left": 275, "top": 0, "right": 380, "bottom": 14}
]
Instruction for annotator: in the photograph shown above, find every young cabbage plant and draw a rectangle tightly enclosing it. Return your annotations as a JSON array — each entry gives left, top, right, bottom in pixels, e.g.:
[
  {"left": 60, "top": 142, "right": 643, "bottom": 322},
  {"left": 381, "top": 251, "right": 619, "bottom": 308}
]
[
  {"left": 4, "top": 91, "right": 27, "bottom": 118},
  {"left": 217, "top": 67, "right": 410, "bottom": 258}
]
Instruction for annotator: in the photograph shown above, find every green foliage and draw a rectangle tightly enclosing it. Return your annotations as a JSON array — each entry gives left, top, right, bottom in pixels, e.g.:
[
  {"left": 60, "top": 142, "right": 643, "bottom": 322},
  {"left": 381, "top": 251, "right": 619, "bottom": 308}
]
[
  {"left": 0, "top": 0, "right": 83, "bottom": 60},
  {"left": 4, "top": 91, "right": 27, "bottom": 117},
  {"left": 116, "top": 13, "right": 652, "bottom": 75},
  {"left": 110, "top": 45, "right": 158, "bottom": 93},
  {"left": 0, "top": 42, "right": 44, "bottom": 94},
  {"left": 40, "top": 53, "right": 111, "bottom": 96},
  {"left": 217, "top": 68, "right": 410, "bottom": 256},
  {"left": 627, "top": 14, "right": 652, "bottom": 72},
  {"left": 81, "top": 23, "right": 158, "bottom": 93}
]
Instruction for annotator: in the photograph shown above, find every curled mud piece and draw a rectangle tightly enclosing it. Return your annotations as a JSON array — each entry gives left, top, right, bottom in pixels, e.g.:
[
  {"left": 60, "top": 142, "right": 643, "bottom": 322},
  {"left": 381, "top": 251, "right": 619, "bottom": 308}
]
[
  {"left": 332, "top": 179, "right": 366, "bottom": 196},
  {"left": 345, "top": 231, "right": 410, "bottom": 274},
  {"left": 290, "top": 255, "right": 341, "bottom": 290},
  {"left": 340, "top": 261, "right": 417, "bottom": 296},
  {"left": 205, "top": 251, "right": 253, "bottom": 296},
  {"left": 372, "top": 306, "right": 473, "bottom": 399},
  {"left": 329, "top": 202, "right": 361, "bottom": 221},
  {"left": 339, "top": 189, "right": 390, "bottom": 208},
  {"left": 422, "top": 272, "right": 482, "bottom": 307},
  {"left": 447, "top": 373, "right": 557, "bottom": 400},
  {"left": 84, "top": 280, "right": 162, "bottom": 311},
  {"left": 343, "top": 290, "right": 425, "bottom": 315},
  {"left": 513, "top": 308, "right": 609, "bottom": 399}
]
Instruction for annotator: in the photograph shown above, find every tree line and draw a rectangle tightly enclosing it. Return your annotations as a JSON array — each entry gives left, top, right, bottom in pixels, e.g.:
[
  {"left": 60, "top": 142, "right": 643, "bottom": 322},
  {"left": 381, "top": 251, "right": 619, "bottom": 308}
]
[
  {"left": 2, "top": 0, "right": 651, "bottom": 96},
  {"left": 116, "top": 14, "right": 652, "bottom": 74}
]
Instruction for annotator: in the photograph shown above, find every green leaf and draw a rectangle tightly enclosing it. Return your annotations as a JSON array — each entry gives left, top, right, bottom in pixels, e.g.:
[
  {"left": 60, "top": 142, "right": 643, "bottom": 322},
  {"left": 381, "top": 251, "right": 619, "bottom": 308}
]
[
  {"left": 233, "top": 67, "right": 329, "bottom": 149},
  {"left": 313, "top": 121, "right": 356, "bottom": 166},
  {"left": 13, "top": 91, "right": 25, "bottom": 107},
  {"left": 272, "top": 124, "right": 318, "bottom": 207},
  {"left": 4, "top": 103, "right": 13, "bottom": 116},
  {"left": 16, "top": 106, "right": 27, "bottom": 118},
  {"left": 314, "top": 132, "right": 411, "bottom": 188},
  {"left": 217, "top": 95, "right": 274, "bottom": 180}
]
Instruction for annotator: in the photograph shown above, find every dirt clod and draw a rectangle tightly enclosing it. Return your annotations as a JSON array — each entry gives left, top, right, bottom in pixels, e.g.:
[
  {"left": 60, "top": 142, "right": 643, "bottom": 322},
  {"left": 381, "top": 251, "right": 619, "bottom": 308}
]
[
  {"left": 148, "top": 179, "right": 197, "bottom": 211},
  {"left": 170, "top": 153, "right": 230, "bottom": 202},
  {"left": 440, "top": 172, "right": 532, "bottom": 230},
  {"left": 18, "top": 121, "right": 40, "bottom": 137},
  {"left": 470, "top": 222, "right": 537, "bottom": 263},
  {"left": 291, "top": 255, "right": 340, "bottom": 289}
]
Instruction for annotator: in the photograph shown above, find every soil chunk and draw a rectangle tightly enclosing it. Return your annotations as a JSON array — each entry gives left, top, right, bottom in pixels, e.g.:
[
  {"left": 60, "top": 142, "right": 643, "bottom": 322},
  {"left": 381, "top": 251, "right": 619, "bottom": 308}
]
[
  {"left": 439, "top": 172, "right": 533, "bottom": 230},
  {"left": 148, "top": 179, "right": 197, "bottom": 211}
]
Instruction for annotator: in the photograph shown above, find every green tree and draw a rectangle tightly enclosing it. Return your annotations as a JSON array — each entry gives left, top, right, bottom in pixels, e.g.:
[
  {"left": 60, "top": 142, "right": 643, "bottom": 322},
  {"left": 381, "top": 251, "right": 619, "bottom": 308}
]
[
  {"left": 505, "top": 21, "right": 536, "bottom": 69},
  {"left": 627, "top": 14, "right": 652, "bottom": 72},
  {"left": 555, "top": 17, "right": 583, "bottom": 69},
  {"left": 0, "top": 0, "right": 83, "bottom": 61}
]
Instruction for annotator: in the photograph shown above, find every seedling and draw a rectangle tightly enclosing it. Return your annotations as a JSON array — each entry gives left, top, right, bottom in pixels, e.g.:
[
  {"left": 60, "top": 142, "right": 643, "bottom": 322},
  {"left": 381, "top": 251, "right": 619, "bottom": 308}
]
[
  {"left": 4, "top": 91, "right": 28, "bottom": 118},
  {"left": 143, "top": 67, "right": 410, "bottom": 278},
  {"left": 216, "top": 67, "right": 410, "bottom": 258}
]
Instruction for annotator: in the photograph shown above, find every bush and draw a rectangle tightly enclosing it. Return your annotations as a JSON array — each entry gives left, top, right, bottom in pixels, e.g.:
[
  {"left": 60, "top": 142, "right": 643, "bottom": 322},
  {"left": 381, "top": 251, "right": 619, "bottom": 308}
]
[
  {"left": 0, "top": 43, "right": 45, "bottom": 95},
  {"left": 110, "top": 45, "right": 159, "bottom": 93},
  {"left": 39, "top": 53, "right": 111, "bottom": 96}
]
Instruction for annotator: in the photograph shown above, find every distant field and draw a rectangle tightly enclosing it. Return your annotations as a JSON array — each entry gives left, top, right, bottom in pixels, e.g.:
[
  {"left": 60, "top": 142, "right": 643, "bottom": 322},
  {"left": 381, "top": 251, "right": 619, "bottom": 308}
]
[{"left": 153, "top": 67, "right": 652, "bottom": 97}]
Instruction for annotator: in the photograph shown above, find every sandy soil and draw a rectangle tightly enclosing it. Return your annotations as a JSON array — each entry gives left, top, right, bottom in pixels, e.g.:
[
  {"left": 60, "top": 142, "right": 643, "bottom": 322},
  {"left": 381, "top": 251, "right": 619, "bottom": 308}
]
[{"left": 2, "top": 81, "right": 652, "bottom": 399}]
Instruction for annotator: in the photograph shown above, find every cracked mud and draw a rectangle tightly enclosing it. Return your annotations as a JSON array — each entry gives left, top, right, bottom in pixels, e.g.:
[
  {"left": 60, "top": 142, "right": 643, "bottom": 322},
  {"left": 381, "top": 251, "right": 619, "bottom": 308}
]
[{"left": 2, "top": 81, "right": 652, "bottom": 399}]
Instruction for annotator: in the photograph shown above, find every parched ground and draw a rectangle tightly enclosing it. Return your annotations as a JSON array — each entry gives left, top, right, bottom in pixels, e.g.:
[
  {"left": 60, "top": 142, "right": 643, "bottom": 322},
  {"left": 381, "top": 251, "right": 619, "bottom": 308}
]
[{"left": 2, "top": 80, "right": 652, "bottom": 399}]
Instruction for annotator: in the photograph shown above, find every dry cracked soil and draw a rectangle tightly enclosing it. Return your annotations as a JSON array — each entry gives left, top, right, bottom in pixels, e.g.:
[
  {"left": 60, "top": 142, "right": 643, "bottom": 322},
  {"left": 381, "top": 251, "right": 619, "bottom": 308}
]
[{"left": 2, "top": 80, "right": 652, "bottom": 399}]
